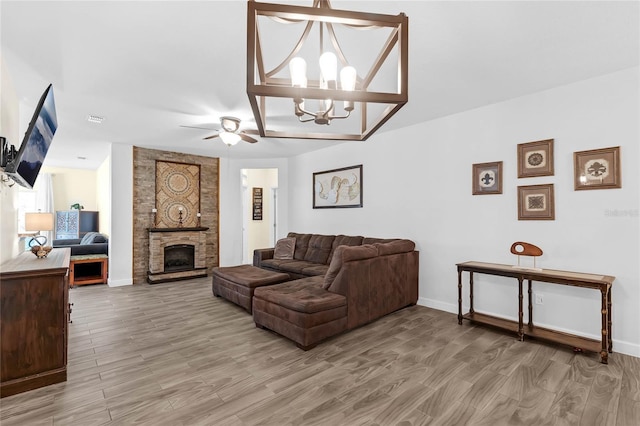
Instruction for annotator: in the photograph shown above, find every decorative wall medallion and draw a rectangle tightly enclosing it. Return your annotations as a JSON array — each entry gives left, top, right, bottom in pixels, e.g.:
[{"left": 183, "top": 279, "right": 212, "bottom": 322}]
[
  {"left": 517, "top": 139, "right": 554, "bottom": 178},
  {"left": 155, "top": 160, "right": 201, "bottom": 227}
]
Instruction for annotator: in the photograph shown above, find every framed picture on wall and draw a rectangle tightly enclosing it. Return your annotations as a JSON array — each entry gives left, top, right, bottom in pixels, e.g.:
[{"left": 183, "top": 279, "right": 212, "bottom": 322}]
[
  {"left": 313, "top": 165, "right": 363, "bottom": 209},
  {"left": 472, "top": 161, "right": 503, "bottom": 195},
  {"left": 517, "top": 139, "right": 554, "bottom": 178},
  {"left": 573, "top": 146, "right": 621, "bottom": 190},
  {"left": 518, "top": 184, "right": 555, "bottom": 220}
]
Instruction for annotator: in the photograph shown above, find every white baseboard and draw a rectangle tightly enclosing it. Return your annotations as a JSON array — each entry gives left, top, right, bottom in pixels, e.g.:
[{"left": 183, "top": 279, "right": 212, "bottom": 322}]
[
  {"left": 417, "top": 297, "right": 640, "bottom": 359},
  {"left": 108, "top": 278, "right": 133, "bottom": 287}
]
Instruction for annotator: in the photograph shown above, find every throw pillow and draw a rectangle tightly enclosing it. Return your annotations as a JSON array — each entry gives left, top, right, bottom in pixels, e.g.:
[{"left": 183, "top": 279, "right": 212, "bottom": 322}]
[
  {"left": 274, "top": 237, "right": 296, "bottom": 260},
  {"left": 80, "top": 232, "right": 99, "bottom": 245}
]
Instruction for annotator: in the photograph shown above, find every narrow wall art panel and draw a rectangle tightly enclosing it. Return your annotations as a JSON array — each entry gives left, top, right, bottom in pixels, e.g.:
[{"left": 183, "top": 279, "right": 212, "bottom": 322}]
[{"left": 155, "top": 160, "right": 201, "bottom": 228}]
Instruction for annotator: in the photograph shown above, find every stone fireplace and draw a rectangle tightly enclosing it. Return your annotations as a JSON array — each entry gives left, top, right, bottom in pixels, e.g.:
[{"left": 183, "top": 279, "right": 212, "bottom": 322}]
[{"left": 148, "top": 227, "right": 208, "bottom": 283}]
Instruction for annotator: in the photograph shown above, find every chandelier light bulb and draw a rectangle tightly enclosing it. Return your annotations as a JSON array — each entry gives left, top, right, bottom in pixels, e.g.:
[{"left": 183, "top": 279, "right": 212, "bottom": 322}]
[
  {"left": 340, "top": 66, "right": 357, "bottom": 91},
  {"left": 319, "top": 51, "right": 337, "bottom": 84},
  {"left": 289, "top": 57, "right": 307, "bottom": 87}
]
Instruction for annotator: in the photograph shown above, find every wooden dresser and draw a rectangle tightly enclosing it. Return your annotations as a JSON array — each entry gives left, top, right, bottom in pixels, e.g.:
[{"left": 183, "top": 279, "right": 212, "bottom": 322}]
[{"left": 0, "top": 248, "right": 71, "bottom": 397}]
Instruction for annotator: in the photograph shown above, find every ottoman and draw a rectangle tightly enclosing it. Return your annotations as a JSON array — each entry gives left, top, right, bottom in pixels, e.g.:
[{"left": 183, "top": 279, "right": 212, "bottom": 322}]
[
  {"left": 253, "top": 276, "right": 348, "bottom": 350},
  {"left": 212, "top": 265, "right": 290, "bottom": 313}
]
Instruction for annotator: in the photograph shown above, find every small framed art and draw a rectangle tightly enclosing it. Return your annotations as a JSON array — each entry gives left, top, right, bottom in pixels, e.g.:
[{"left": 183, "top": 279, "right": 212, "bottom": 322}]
[
  {"left": 313, "top": 164, "right": 363, "bottom": 208},
  {"left": 518, "top": 184, "right": 555, "bottom": 220},
  {"left": 517, "top": 139, "right": 554, "bottom": 178},
  {"left": 573, "top": 146, "right": 621, "bottom": 190},
  {"left": 472, "top": 161, "right": 503, "bottom": 195}
]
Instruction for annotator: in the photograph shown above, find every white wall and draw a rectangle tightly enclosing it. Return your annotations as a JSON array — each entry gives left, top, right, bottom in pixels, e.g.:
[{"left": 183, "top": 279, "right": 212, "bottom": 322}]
[
  {"left": 244, "top": 168, "right": 278, "bottom": 261},
  {"left": 220, "top": 157, "right": 288, "bottom": 267},
  {"left": 0, "top": 57, "right": 20, "bottom": 263},
  {"left": 96, "top": 155, "right": 111, "bottom": 237},
  {"left": 108, "top": 144, "right": 133, "bottom": 286},
  {"left": 286, "top": 68, "right": 640, "bottom": 357},
  {"left": 41, "top": 166, "right": 98, "bottom": 212}
]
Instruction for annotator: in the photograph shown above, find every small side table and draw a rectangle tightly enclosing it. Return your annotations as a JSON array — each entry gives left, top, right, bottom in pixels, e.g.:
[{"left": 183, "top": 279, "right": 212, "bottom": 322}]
[{"left": 70, "top": 254, "right": 108, "bottom": 287}]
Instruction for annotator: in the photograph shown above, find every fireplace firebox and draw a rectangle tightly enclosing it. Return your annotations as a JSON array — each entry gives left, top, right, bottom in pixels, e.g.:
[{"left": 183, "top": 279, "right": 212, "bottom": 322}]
[{"left": 164, "top": 244, "right": 195, "bottom": 272}]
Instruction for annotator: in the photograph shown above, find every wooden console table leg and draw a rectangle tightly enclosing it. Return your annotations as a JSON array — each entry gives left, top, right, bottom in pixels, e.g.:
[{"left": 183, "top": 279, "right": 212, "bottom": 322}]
[
  {"left": 600, "top": 287, "right": 609, "bottom": 364},
  {"left": 518, "top": 278, "right": 524, "bottom": 341},
  {"left": 607, "top": 286, "right": 613, "bottom": 353},
  {"left": 457, "top": 269, "right": 463, "bottom": 325},
  {"left": 469, "top": 272, "right": 474, "bottom": 315},
  {"left": 527, "top": 279, "right": 533, "bottom": 328}
]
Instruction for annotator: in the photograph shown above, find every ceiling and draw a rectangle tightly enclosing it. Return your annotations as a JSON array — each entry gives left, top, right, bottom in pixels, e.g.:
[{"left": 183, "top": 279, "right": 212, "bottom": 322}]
[{"left": 2, "top": 1, "right": 638, "bottom": 169}]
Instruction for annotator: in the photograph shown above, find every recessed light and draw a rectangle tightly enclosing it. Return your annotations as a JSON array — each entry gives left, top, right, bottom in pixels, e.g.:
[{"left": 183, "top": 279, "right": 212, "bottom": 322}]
[{"left": 87, "top": 115, "right": 104, "bottom": 124}]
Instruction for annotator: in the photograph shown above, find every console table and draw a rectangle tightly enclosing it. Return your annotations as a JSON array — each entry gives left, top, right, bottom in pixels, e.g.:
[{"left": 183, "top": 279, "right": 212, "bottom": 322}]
[{"left": 456, "top": 261, "right": 614, "bottom": 364}]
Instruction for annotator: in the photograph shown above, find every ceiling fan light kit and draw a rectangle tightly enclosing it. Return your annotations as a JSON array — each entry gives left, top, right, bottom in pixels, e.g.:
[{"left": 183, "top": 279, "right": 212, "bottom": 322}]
[
  {"left": 202, "top": 116, "right": 258, "bottom": 145},
  {"left": 247, "top": 0, "right": 408, "bottom": 141}
]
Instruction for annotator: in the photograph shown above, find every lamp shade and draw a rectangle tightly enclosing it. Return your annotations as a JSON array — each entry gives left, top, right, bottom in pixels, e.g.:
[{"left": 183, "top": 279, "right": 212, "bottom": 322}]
[{"left": 25, "top": 212, "right": 54, "bottom": 232}]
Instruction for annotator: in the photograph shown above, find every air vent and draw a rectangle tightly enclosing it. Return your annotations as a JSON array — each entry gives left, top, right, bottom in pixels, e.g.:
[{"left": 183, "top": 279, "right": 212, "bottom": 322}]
[{"left": 87, "top": 115, "right": 105, "bottom": 124}]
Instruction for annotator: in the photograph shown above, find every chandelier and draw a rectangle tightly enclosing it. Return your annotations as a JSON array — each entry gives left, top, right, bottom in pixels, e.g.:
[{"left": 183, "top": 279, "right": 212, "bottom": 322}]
[{"left": 246, "top": 0, "right": 408, "bottom": 141}]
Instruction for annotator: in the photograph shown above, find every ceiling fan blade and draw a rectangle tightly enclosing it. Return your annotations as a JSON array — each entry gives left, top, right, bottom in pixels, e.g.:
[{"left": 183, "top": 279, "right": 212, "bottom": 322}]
[
  {"left": 203, "top": 133, "right": 220, "bottom": 140},
  {"left": 180, "top": 125, "right": 218, "bottom": 131},
  {"left": 239, "top": 133, "right": 258, "bottom": 143},
  {"left": 242, "top": 129, "right": 260, "bottom": 136}
]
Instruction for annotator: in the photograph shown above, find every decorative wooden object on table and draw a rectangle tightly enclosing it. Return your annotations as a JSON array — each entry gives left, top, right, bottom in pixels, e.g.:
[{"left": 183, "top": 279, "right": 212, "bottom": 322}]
[
  {"left": 510, "top": 241, "right": 543, "bottom": 270},
  {"left": 69, "top": 254, "right": 108, "bottom": 287},
  {"left": 456, "top": 261, "right": 614, "bottom": 364},
  {"left": 0, "top": 248, "right": 71, "bottom": 397}
]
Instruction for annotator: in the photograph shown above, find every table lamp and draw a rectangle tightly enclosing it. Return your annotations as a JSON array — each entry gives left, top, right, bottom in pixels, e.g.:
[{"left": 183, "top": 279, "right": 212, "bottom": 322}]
[{"left": 25, "top": 212, "right": 54, "bottom": 247}]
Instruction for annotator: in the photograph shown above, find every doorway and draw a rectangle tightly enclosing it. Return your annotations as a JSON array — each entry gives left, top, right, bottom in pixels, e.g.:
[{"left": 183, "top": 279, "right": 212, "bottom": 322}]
[{"left": 241, "top": 168, "right": 278, "bottom": 264}]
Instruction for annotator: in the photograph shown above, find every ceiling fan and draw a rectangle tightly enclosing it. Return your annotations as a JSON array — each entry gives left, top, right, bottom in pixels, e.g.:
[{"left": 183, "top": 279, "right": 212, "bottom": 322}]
[{"left": 182, "top": 116, "right": 258, "bottom": 146}]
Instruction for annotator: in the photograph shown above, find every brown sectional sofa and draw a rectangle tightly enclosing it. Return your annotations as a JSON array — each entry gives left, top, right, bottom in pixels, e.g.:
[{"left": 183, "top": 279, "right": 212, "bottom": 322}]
[{"left": 252, "top": 233, "right": 419, "bottom": 349}]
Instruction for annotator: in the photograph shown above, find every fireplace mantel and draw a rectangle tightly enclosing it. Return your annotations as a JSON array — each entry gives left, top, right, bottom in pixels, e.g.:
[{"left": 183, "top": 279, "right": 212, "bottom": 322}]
[{"left": 148, "top": 227, "right": 209, "bottom": 233}]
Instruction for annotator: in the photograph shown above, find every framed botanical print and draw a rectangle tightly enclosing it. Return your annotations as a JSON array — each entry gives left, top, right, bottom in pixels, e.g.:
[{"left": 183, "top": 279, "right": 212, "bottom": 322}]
[
  {"left": 313, "top": 164, "right": 363, "bottom": 208},
  {"left": 518, "top": 184, "right": 555, "bottom": 220},
  {"left": 472, "top": 161, "right": 503, "bottom": 195},
  {"left": 574, "top": 146, "right": 621, "bottom": 190},
  {"left": 517, "top": 139, "right": 554, "bottom": 178}
]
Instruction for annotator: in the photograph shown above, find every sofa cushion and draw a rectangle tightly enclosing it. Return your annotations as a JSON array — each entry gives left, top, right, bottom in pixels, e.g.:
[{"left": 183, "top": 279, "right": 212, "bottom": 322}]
[
  {"left": 323, "top": 244, "right": 378, "bottom": 289},
  {"left": 254, "top": 276, "right": 346, "bottom": 314},
  {"left": 375, "top": 239, "right": 415, "bottom": 255},
  {"left": 327, "top": 235, "right": 364, "bottom": 264},
  {"left": 274, "top": 237, "right": 296, "bottom": 260},
  {"left": 260, "top": 260, "right": 329, "bottom": 278},
  {"left": 303, "top": 234, "right": 335, "bottom": 264},
  {"left": 287, "top": 233, "right": 312, "bottom": 260}
]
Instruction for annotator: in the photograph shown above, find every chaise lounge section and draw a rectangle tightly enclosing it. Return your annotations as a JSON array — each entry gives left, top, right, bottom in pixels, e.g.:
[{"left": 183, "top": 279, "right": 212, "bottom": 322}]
[{"left": 252, "top": 238, "right": 419, "bottom": 349}]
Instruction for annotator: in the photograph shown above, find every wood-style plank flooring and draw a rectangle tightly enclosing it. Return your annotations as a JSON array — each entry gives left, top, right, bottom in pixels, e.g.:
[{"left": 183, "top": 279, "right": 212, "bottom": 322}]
[{"left": 1, "top": 277, "right": 639, "bottom": 425}]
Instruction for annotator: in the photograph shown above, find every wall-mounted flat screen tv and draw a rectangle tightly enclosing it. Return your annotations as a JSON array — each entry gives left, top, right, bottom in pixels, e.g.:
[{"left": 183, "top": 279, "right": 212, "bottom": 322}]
[{"left": 5, "top": 84, "right": 57, "bottom": 189}]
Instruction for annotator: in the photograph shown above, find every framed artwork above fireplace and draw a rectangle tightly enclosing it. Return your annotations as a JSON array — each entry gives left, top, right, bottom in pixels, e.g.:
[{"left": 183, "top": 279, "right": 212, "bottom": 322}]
[{"left": 155, "top": 160, "right": 201, "bottom": 228}]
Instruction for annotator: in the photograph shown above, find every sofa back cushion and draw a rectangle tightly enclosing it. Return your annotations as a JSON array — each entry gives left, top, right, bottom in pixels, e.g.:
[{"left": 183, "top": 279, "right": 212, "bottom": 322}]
[
  {"left": 362, "top": 237, "right": 398, "bottom": 245},
  {"left": 287, "top": 233, "right": 312, "bottom": 260},
  {"left": 374, "top": 239, "right": 415, "bottom": 255},
  {"left": 327, "top": 235, "right": 364, "bottom": 264},
  {"left": 303, "top": 234, "right": 335, "bottom": 264},
  {"left": 323, "top": 244, "right": 378, "bottom": 290}
]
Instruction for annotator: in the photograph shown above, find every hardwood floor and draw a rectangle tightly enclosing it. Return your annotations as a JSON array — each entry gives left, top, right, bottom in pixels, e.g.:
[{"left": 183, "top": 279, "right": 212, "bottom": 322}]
[{"left": 1, "top": 277, "right": 638, "bottom": 425}]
